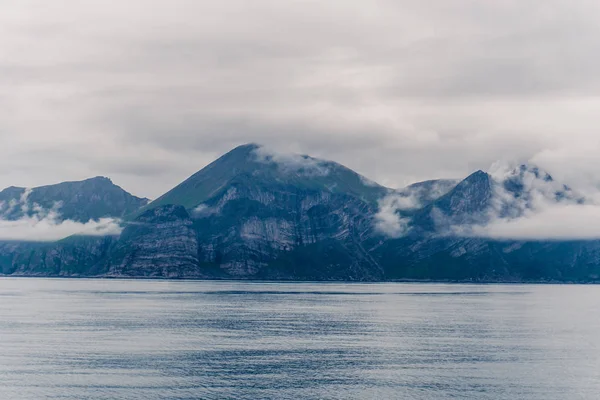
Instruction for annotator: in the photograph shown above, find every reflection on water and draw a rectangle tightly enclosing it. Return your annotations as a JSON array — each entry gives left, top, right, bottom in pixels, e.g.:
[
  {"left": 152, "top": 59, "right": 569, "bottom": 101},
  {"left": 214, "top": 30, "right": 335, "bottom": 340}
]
[{"left": 0, "top": 279, "right": 599, "bottom": 399}]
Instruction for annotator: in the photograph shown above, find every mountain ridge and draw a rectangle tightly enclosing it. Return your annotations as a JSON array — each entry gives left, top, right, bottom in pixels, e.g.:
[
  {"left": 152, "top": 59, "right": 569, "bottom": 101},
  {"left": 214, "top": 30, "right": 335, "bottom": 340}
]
[
  {"left": 1, "top": 144, "right": 599, "bottom": 282},
  {"left": 141, "top": 144, "right": 389, "bottom": 214},
  {"left": 0, "top": 176, "right": 149, "bottom": 222}
]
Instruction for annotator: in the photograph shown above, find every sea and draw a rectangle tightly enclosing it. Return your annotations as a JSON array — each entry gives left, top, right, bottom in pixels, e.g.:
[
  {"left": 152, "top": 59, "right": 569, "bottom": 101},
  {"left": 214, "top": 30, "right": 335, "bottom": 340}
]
[{"left": 0, "top": 278, "right": 599, "bottom": 399}]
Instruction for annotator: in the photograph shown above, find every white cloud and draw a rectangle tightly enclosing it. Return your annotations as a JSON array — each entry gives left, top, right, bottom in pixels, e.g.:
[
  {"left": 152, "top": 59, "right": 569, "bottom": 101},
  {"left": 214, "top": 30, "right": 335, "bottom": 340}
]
[
  {"left": 192, "top": 203, "right": 219, "bottom": 217},
  {"left": 3, "top": 1, "right": 600, "bottom": 198},
  {"left": 0, "top": 212, "right": 122, "bottom": 242},
  {"left": 359, "top": 175, "right": 380, "bottom": 188},
  {"left": 193, "top": 204, "right": 209, "bottom": 214},
  {"left": 374, "top": 178, "right": 458, "bottom": 238},
  {"left": 374, "top": 160, "right": 600, "bottom": 241},
  {"left": 374, "top": 192, "right": 421, "bottom": 238},
  {"left": 0, "top": 188, "right": 123, "bottom": 241},
  {"left": 18, "top": 188, "right": 32, "bottom": 214},
  {"left": 451, "top": 162, "right": 600, "bottom": 240},
  {"left": 466, "top": 204, "right": 600, "bottom": 240},
  {"left": 253, "top": 145, "right": 330, "bottom": 177}
]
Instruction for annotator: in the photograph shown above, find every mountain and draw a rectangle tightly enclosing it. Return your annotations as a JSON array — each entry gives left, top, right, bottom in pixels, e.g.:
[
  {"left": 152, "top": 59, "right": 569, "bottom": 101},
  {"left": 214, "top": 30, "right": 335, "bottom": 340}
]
[
  {"left": 143, "top": 144, "right": 388, "bottom": 212},
  {"left": 0, "top": 145, "right": 389, "bottom": 280},
  {"left": 175, "top": 144, "right": 387, "bottom": 279},
  {"left": 120, "top": 144, "right": 389, "bottom": 279},
  {"left": 0, "top": 177, "right": 149, "bottom": 222},
  {"left": 106, "top": 205, "right": 200, "bottom": 278},
  {"left": 377, "top": 163, "right": 600, "bottom": 282},
  {"left": 1, "top": 146, "right": 600, "bottom": 282},
  {"left": 499, "top": 164, "right": 583, "bottom": 215},
  {"left": 401, "top": 179, "right": 459, "bottom": 206},
  {"left": 410, "top": 170, "right": 494, "bottom": 233},
  {"left": 409, "top": 163, "right": 584, "bottom": 234}
]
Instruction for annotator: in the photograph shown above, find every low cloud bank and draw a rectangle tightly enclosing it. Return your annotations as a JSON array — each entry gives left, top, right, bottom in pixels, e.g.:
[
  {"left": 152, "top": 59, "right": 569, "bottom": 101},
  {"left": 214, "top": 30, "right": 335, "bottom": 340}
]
[
  {"left": 459, "top": 176, "right": 600, "bottom": 240},
  {"left": 0, "top": 214, "right": 122, "bottom": 242},
  {"left": 469, "top": 163, "right": 598, "bottom": 240},
  {"left": 0, "top": 189, "right": 122, "bottom": 242},
  {"left": 462, "top": 204, "right": 600, "bottom": 240}
]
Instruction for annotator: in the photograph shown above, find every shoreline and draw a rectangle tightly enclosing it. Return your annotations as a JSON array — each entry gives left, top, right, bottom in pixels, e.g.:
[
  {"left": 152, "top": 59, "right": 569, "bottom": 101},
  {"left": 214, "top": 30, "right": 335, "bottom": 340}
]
[{"left": 1, "top": 274, "right": 598, "bottom": 284}]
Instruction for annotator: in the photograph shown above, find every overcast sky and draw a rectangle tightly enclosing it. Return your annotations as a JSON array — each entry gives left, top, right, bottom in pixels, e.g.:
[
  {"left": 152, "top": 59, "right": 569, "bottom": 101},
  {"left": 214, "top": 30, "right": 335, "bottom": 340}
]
[{"left": 2, "top": 0, "right": 600, "bottom": 199}]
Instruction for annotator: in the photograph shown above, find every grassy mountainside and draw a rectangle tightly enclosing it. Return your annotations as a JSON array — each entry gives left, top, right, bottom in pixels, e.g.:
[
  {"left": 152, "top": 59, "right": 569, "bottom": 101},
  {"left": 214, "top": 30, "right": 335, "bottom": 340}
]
[
  {"left": 142, "top": 144, "right": 389, "bottom": 212},
  {"left": 0, "top": 176, "right": 148, "bottom": 222}
]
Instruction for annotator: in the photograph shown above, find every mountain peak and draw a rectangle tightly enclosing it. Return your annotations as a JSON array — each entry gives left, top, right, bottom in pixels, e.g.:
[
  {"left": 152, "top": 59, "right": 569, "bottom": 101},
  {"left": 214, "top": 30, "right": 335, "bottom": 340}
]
[
  {"left": 234, "top": 142, "right": 261, "bottom": 151},
  {"left": 216, "top": 143, "right": 263, "bottom": 161},
  {"left": 410, "top": 169, "right": 493, "bottom": 232},
  {"left": 144, "top": 144, "right": 389, "bottom": 212},
  {"left": 489, "top": 162, "right": 554, "bottom": 184},
  {"left": 470, "top": 169, "right": 489, "bottom": 179},
  {"left": 86, "top": 176, "right": 113, "bottom": 183},
  {"left": 0, "top": 186, "right": 26, "bottom": 197},
  {"left": 1, "top": 177, "right": 148, "bottom": 222}
]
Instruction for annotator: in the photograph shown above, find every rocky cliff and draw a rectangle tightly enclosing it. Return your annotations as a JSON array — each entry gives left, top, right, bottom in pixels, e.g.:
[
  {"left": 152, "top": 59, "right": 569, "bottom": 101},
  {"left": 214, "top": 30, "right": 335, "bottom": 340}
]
[
  {"left": 2, "top": 144, "right": 600, "bottom": 282},
  {"left": 107, "top": 205, "right": 200, "bottom": 278}
]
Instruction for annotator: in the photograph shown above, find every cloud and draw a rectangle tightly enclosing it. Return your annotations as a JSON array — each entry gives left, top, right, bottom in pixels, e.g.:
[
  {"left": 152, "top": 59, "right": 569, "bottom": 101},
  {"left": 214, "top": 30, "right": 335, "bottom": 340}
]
[
  {"left": 465, "top": 204, "right": 600, "bottom": 240},
  {"left": 0, "top": 213, "right": 122, "bottom": 242},
  {"left": 253, "top": 145, "right": 330, "bottom": 177},
  {"left": 2, "top": 1, "right": 600, "bottom": 198},
  {"left": 359, "top": 175, "right": 380, "bottom": 187},
  {"left": 192, "top": 203, "right": 219, "bottom": 217},
  {"left": 375, "top": 160, "right": 600, "bottom": 241},
  {"left": 0, "top": 188, "right": 122, "bottom": 241},
  {"left": 374, "top": 192, "right": 421, "bottom": 238},
  {"left": 374, "top": 178, "right": 458, "bottom": 238}
]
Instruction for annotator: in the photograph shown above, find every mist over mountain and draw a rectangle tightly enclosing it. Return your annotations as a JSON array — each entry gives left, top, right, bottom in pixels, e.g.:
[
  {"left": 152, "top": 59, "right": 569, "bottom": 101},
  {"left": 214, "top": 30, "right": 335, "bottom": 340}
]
[
  {"left": 1, "top": 144, "right": 600, "bottom": 282},
  {"left": 143, "top": 143, "right": 388, "bottom": 212},
  {"left": 0, "top": 177, "right": 149, "bottom": 241},
  {"left": 0, "top": 177, "right": 149, "bottom": 222}
]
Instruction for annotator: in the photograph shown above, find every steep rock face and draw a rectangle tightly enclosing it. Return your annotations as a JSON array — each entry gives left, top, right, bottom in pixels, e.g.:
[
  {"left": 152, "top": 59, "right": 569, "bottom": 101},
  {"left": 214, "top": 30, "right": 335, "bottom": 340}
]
[
  {"left": 0, "top": 236, "right": 115, "bottom": 276},
  {"left": 411, "top": 171, "right": 494, "bottom": 233},
  {"left": 432, "top": 171, "right": 494, "bottom": 218},
  {"left": 137, "top": 144, "right": 386, "bottom": 280},
  {"left": 193, "top": 180, "right": 382, "bottom": 280},
  {"left": 2, "top": 144, "right": 600, "bottom": 283},
  {"left": 107, "top": 205, "right": 200, "bottom": 278},
  {"left": 0, "top": 177, "right": 149, "bottom": 222}
]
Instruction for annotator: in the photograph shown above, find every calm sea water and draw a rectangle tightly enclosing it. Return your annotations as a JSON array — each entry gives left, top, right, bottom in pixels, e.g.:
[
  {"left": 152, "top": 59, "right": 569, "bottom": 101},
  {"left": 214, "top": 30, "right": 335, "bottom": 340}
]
[{"left": 0, "top": 279, "right": 599, "bottom": 399}]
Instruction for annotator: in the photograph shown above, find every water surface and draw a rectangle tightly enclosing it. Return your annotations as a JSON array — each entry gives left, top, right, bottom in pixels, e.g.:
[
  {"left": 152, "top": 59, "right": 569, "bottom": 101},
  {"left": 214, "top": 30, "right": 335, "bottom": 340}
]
[{"left": 0, "top": 279, "right": 599, "bottom": 399}]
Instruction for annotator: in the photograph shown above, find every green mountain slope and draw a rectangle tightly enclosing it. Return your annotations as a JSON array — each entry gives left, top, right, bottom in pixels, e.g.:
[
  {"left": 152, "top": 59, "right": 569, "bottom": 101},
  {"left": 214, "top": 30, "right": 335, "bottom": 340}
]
[
  {"left": 143, "top": 144, "right": 389, "bottom": 212},
  {"left": 0, "top": 177, "right": 149, "bottom": 222}
]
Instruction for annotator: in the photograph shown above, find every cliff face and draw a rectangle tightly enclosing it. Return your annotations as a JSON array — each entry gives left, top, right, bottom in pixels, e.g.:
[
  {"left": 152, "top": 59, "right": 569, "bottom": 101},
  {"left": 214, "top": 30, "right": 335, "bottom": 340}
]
[
  {"left": 411, "top": 171, "right": 494, "bottom": 233},
  {"left": 2, "top": 145, "right": 600, "bottom": 282},
  {"left": 0, "top": 189, "right": 382, "bottom": 280},
  {"left": 0, "top": 236, "right": 114, "bottom": 276},
  {"left": 0, "top": 145, "right": 387, "bottom": 280},
  {"left": 106, "top": 205, "right": 199, "bottom": 278},
  {"left": 193, "top": 182, "right": 382, "bottom": 280},
  {"left": 142, "top": 143, "right": 388, "bottom": 280}
]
